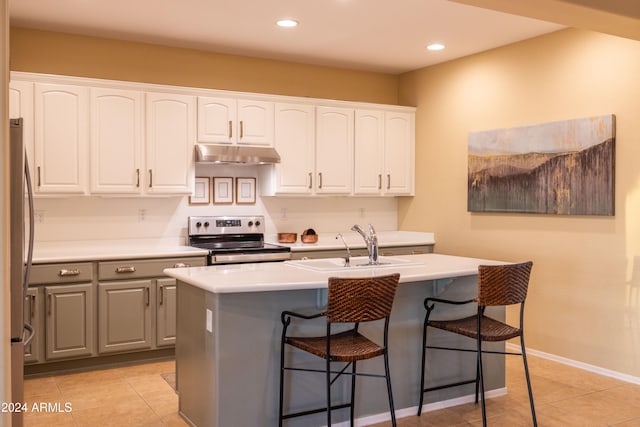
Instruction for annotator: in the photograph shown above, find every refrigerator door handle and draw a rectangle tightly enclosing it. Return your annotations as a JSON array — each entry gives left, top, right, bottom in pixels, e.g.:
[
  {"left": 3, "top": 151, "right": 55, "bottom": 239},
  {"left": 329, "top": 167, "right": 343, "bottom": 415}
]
[{"left": 24, "top": 153, "right": 35, "bottom": 295}]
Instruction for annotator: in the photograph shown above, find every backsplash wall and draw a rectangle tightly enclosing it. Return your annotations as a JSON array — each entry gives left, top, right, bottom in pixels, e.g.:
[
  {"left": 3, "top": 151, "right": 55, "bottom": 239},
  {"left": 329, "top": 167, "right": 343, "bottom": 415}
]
[{"left": 31, "top": 165, "right": 398, "bottom": 242}]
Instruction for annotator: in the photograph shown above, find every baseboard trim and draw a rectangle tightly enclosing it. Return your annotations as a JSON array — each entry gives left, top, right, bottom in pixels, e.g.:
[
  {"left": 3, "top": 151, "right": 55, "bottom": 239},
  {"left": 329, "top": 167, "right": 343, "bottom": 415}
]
[
  {"left": 330, "top": 387, "right": 508, "bottom": 427},
  {"left": 506, "top": 343, "right": 640, "bottom": 385}
]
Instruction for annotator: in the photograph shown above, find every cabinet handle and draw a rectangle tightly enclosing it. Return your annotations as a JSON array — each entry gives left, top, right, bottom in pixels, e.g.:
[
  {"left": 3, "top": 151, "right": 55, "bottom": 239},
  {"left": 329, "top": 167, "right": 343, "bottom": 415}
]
[
  {"left": 146, "top": 287, "right": 150, "bottom": 306},
  {"left": 136, "top": 168, "right": 140, "bottom": 187},
  {"left": 387, "top": 174, "right": 391, "bottom": 190},
  {"left": 30, "top": 294, "right": 36, "bottom": 320},
  {"left": 37, "top": 166, "right": 41, "bottom": 187},
  {"left": 115, "top": 266, "right": 136, "bottom": 274},
  {"left": 173, "top": 263, "right": 191, "bottom": 268},
  {"left": 58, "top": 269, "right": 80, "bottom": 277},
  {"left": 412, "top": 250, "right": 426, "bottom": 255},
  {"left": 240, "top": 121, "right": 244, "bottom": 138},
  {"left": 318, "top": 172, "right": 323, "bottom": 189},
  {"left": 378, "top": 174, "right": 382, "bottom": 190},
  {"left": 148, "top": 169, "right": 153, "bottom": 188},
  {"left": 228, "top": 120, "right": 233, "bottom": 138},
  {"left": 308, "top": 172, "right": 312, "bottom": 189},
  {"left": 47, "top": 294, "right": 52, "bottom": 316},
  {"left": 159, "top": 286, "right": 164, "bottom": 305}
]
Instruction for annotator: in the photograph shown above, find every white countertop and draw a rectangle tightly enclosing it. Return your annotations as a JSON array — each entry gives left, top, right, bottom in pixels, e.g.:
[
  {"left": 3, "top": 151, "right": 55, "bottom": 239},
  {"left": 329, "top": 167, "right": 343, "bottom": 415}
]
[
  {"left": 31, "top": 231, "right": 434, "bottom": 263},
  {"left": 163, "top": 253, "right": 505, "bottom": 294},
  {"left": 32, "top": 238, "right": 208, "bottom": 263},
  {"left": 265, "top": 230, "right": 435, "bottom": 251}
]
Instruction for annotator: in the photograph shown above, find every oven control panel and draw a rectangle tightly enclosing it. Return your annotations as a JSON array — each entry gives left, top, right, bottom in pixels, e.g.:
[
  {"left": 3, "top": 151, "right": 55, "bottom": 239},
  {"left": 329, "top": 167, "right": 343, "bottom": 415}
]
[{"left": 188, "top": 216, "right": 265, "bottom": 236}]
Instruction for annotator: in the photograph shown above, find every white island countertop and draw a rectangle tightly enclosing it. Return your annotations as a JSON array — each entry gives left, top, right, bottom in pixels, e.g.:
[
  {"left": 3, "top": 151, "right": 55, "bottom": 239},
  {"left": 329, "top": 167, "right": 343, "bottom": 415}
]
[
  {"left": 164, "top": 253, "right": 505, "bottom": 294},
  {"left": 33, "top": 238, "right": 208, "bottom": 264}
]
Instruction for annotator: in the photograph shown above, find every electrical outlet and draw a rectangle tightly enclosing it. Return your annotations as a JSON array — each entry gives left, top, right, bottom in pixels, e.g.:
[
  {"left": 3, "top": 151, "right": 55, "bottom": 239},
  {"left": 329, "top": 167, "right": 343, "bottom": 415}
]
[
  {"left": 359, "top": 207, "right": 365, "bottom": 218},
  {"left": 35, "top": 210, "right": 45, "bottom": 223},
  {"left": 138, "top": 209, "right": 147, "bottom": 222},
  {"left": 280, "top": 208, "right": 288, "bottom": 220}
]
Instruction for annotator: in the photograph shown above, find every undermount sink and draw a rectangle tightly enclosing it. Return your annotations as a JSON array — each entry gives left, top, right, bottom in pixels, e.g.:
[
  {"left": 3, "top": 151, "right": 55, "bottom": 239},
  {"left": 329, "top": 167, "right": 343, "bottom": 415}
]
[{"left": 285, "top": 256, "right": 421, "bottom": 272}]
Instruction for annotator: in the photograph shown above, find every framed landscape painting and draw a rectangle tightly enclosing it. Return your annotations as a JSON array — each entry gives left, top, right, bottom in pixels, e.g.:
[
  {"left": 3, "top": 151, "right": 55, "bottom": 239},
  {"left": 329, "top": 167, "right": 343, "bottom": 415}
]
[{"left": 468, "top": 114, "right": 615, "bottom": 216}]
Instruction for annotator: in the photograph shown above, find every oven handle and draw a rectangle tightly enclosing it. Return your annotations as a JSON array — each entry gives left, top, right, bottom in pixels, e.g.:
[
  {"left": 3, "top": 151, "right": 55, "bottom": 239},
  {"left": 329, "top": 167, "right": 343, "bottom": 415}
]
[{"left": 212, "top": 252, "right": 291, "bottom": 264}]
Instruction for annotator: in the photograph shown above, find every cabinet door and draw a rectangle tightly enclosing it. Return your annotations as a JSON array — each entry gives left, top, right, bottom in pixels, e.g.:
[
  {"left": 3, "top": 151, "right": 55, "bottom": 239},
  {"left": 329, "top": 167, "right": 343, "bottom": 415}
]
[
  {"left": 146, "top": 92, "right": 195, "bottom": 194},
  {"left": 156, "top": 278, "right": 177, "bottom": 347},
  {"left": 271, "top": 103, "right": 315, "bottom": 194},
  {"left": 315, "top": 106, "right": 354, "bottom": 194},
  {"left": 354, "top": 109, "right": 385, "bottom": 195},
  {"left": 45, "top": 283, "right": 95, "bottom": 360},
  {"left": 24, "top": 287, "right": 42, "bottom": 364},
  {"left": 9, "top": 80, "right": 35, "bottom": 186},
  {"left": 98, "top": 280, "right": 153, "bottom": 354},
  {"left": 34, "top": 83, "right": 89, "bottom": 194},
  {"left": 197, "top": 96, "right": 236, "bottom": 143},
  {"left": 237, "top": 99, "right": 274, "bottom": 145},
  {"left": 90, "top": 88, "right": 143, "bottom": 193},
  {"left": 384, "top": 111, "right": 415, "bottom": 195}
]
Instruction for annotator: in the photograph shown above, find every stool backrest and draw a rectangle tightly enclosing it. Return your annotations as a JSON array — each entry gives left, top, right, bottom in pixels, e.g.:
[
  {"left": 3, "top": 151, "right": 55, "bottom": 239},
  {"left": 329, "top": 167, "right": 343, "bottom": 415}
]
[
  {"left": 477, "top": 262, "right": 533, "bottom": 307},
  {"left": 326, "top": 273, "right": 400, "bottom": 323}
]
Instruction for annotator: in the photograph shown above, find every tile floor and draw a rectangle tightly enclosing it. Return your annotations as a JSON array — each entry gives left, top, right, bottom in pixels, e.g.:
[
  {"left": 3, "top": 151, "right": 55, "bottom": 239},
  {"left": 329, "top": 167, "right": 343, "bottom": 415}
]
[{"left": 23, "top": 353, "right": 640, "bottom": 426}]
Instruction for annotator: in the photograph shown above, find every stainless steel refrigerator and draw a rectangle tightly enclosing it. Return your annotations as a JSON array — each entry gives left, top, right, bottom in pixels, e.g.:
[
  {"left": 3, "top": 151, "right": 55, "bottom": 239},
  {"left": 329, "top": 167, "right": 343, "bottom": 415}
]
[{"left": 9, "top": 118, "right": 34, "bottom": 427}]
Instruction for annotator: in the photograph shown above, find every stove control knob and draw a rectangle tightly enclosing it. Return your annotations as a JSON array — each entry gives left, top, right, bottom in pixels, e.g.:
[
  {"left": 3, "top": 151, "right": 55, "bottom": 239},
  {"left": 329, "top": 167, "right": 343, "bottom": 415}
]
[
  {"left": 247, "top": 221, "right": 254, "bottom": 227},
  {"left": 204, "top": 222, "right": 210, "bottom": 227},
  {"left": 195, "top": 222, "right": 202, "bottom": 228},
  {"left": 255, "top": 220, "right": 261, "bottom": 226}
]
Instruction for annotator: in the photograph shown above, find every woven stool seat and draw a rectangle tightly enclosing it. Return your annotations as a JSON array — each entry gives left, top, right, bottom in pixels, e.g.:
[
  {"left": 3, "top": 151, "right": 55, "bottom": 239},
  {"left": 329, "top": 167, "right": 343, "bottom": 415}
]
[
  {"left": 418, "top": 261, "right": 537, "bottom": 427},
  {"left": 278, "top": 273, "right": 400, "bottom": 427}
]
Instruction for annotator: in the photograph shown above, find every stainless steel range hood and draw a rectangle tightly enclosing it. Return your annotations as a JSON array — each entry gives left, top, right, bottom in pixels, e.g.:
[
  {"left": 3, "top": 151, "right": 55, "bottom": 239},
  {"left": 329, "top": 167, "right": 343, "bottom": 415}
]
[{"left": 195, "top": 144, "right": 280, "bottom": 164}]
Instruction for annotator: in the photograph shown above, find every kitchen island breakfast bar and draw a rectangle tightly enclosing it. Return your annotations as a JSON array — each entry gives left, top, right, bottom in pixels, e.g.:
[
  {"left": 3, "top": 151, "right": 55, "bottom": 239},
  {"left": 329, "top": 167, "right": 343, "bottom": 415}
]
[{"left": 164, "top": 253, "right": 508, "bottom": 427}]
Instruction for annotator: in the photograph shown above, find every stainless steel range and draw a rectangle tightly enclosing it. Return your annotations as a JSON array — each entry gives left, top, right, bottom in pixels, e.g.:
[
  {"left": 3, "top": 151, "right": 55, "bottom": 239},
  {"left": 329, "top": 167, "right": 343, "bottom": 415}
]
[{"left": 188, "top": 215, "right": 291, "bottom": 265}]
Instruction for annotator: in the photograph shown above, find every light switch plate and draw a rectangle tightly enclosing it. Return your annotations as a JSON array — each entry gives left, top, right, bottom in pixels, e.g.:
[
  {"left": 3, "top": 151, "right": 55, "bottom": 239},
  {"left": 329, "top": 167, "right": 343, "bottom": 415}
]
[{"left": 206, "top": 309, "right": 213, "bottom": 333}]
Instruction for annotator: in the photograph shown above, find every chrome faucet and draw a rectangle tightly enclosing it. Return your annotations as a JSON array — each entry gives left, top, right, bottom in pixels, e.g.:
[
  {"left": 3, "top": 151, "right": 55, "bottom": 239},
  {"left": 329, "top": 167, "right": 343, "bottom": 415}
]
[
  {"left": 351, "top": 224, "right": 379, "bottom": 265},
  {"left": 335, "top": 233, "right": 351, "bottom": 267}
]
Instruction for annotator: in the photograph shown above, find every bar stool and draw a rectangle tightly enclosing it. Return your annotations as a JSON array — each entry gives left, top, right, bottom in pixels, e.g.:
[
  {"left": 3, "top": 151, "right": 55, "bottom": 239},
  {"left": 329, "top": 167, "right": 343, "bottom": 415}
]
[
  {"left": 417, "top": 262, "right": 536, "bottom": 426},
  {"left": 278, "top": 273, "right": 400, "bottom": 427}
]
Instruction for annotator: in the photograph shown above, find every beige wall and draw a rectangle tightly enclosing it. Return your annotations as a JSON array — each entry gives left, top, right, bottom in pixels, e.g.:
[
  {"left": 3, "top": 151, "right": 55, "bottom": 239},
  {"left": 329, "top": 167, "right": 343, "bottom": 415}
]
[
  {"left": 9, "top": 28, "right": 400, "bottom": 105},
  {"left": 399, "top": 28, "right": 640, "bottom": 376}
]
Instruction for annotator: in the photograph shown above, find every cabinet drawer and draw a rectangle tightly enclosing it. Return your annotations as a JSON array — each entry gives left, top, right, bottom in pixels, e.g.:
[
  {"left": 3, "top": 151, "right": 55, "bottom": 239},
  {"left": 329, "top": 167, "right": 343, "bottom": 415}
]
[
  {"left": 30, "top": 262, "right": 94, "bottom": 285},
  {"left": 98, "top": 257, "right": 205, "bottom": 280}
]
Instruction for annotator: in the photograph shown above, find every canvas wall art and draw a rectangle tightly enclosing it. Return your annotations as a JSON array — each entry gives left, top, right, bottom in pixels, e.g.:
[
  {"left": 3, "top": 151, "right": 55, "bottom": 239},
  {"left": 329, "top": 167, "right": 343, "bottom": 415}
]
[{"left": 468, "top": 114, "right": 615, "bottom": 215}]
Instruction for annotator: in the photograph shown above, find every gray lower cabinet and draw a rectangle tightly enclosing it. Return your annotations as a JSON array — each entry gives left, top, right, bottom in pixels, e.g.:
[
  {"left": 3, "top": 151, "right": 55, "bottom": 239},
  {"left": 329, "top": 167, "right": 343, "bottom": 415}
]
[
  {"left": 26, "top": 255, "right": 205, "bottom": 368},
  {"left": 156, "top": 278, "right": 177, "bottom": 347},
  {"left": 45, "top": 283, "right": 96, "bottom": 360},
  {"left": 98, "top": 280, "right": 154, "bottom": 354},
  {"left": 24, "top": 287, "right": 42, "bottom": 363},
  {"left": 97, "top": 256, "right": 205, "bottom": 354}
]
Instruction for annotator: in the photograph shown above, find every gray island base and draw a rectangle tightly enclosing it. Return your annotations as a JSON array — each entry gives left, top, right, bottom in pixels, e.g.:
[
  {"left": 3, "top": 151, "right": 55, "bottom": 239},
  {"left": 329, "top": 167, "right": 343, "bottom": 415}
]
[{"left": 166, "top": 254, "right": 507, "bottom": 427}]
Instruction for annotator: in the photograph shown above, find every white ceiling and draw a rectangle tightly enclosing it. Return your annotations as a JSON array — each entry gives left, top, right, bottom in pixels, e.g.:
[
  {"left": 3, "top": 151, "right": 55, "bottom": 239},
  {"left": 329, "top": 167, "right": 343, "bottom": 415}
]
[{"left": 8, "top": 0, "right": 565, "bottom": 74}]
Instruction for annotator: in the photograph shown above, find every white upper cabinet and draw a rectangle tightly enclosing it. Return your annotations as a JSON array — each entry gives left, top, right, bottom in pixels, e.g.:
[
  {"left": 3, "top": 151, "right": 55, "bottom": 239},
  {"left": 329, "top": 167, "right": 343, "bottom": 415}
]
[
  {"left": 145, "top": 92, "right": 196, "bottom": 194},
  {"left": 354, "top": 109, "right": 385, "bottom": 195},
  {"left": 34, "top": 83, "right": 89, "bottom": 194},
  {"left": 354, "top": 109, "right": 415, "bottom": 196},
  {"left": 383, "top": 111, "right": 414, "bottom": 195},
  {"left": 315, "top": 106, "right": 354, "bottom": 194},
  {"left": 90, "top": 88, "right": 143, "bottom": 194},
  {"left": 263, "top": 103, "right": 316, "bottom": 195},
  {"left": 198, "top": 96, "right": 273, "bottom": 146},
  {"left": 9, "top": 81, "right": 35, "bottom": 185}
]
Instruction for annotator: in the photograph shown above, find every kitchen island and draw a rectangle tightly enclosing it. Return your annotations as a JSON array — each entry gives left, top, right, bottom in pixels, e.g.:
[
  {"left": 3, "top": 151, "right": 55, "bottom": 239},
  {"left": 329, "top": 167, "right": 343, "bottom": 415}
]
[{"left": 164, "top": 253, "right": 508, "bottom": 427}]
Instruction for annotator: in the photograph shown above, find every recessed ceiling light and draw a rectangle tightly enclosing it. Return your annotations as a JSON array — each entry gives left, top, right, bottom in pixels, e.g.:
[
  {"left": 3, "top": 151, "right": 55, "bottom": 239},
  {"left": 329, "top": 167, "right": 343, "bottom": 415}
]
[
  {"left": 427, "top": 43, "right": 445, "bottom": 51},
  {"left": 276, "top": 19, "right": 299, "bottom": 28}
]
